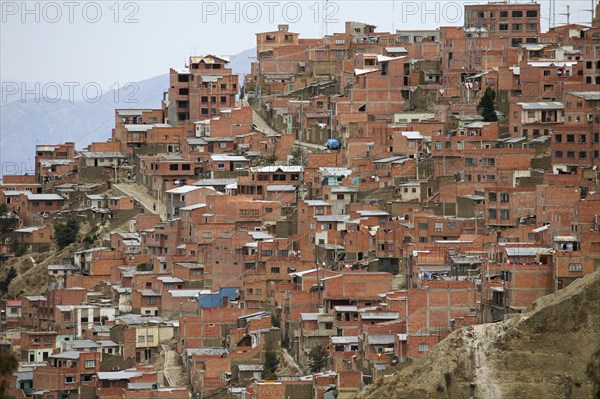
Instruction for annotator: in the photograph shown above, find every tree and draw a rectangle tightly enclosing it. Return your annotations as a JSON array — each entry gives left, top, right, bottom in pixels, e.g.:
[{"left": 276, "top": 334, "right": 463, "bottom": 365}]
[
  {"left": 0, "top": 204, "right": 18, "bottom": 236},
  {"left": 478, "top": 87, "right": 498, "bottom": 122},
  {"left": 0, "top": 267, "right": 17, "bottom": 294},
  {"left": 308, "top": 343, "right": 329, "bottom": 372},
  {"left": 289, "top": 146, "right": 307, "bottom": 166},
  {"left": 53, "top": 216, "right": 80, "bottom": 250},
  {"left": 83, "top": 224, "right": 100, "bottom": 247},
  {"left": 264, "top": 343, "right": 279, "bottom": 379},
  {"left": 0, "top": 351, "right": 18, "bottom": 397}
]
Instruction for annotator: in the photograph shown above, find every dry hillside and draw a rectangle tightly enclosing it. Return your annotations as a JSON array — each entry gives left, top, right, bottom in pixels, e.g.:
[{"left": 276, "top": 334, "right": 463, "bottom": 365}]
[{"left": 360, "top": 271, "right": 600, "bottom": 399}]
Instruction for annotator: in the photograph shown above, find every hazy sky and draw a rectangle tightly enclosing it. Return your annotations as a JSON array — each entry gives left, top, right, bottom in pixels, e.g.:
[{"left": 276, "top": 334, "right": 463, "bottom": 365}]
[{"left": 1, "top": 0, "right": 596, "bottom": 88}]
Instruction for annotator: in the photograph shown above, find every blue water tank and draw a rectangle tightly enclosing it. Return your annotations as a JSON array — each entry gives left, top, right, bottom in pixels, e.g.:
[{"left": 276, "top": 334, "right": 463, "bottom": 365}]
[{"left": 326, "top": 139, "right": 340, "bottom": 150}]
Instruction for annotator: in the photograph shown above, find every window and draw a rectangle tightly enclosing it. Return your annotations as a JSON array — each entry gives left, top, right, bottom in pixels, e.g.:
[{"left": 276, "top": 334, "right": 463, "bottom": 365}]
[
  {"left": 261, "top": 249, "right": 272, "bottom": 256},
  {"left": 147, "top": 335, "right": 154, "bottom": 343},
  {"left": 85, "top": 360, "right": 96, "bottom": 368},
  {"left": 434, "top": 222, "right": 443, "bottom": 231},
  {"left": 271, "top": 267, "right": 280, "bottom": 274},
  {"left": 554, "top": 134, "right": 562, "bottom": 143},
  {"left": 464, "top": 158, "right": 477, "bottom": 166},
  {"left": 255, "top": 288, "right": 262, "bottom": 295},
  {"left": 568, "top": 263, "right": 582, "bottom": 272},
  {"left": 543, "top": 70, "right": 551, "bottom": 76},
  {"left": 203, "top": 231, "right": 212, "bottom": 238},
  {"left": 567, "top": 151, "right": 575, "bottom": 159},
  {"left": 240, "top": 209, "right": 260, "bottom": 217},
  {"left": 217, "top": 163, "right": 225, "bottom": 170},
  {"left": 526, "top": 10, "right": 537, "bottom": 18},
  {"left": 418, "top": 343, "right": 429, "bottom": 352},
  {"left": 500, "top": 11, "right": 508, "bottom": 18},
  {"left": 499, "top": 24, "right": 508, "bottom": 31},
  {"left": 512, "top": 24, "right": 522, "bottom": 31},
  {"left": 489, "top": 192, "right": 497, "bottom": 202},
  {"left": 526, "top": 23, "right": 537, "bottom": 31},
  {"left": 500, "top": 209, "right": 509, "bottom": 220},
  {"left": 138, "top": 335, "right": 145, "bottom": 343},
  {"left": 220, "top": 96, "right": 227, "bottom": 103},
  {"left": 579, "top": 151, "right": 587, "bottom": 159},
  {"left": 435, "top": 141, "right": 442, "bottom": 150},
  {"left": 147, "top": 297, "right": 155, "bottom": 305},
  {"left": 182, "top": 164, "right": 191, "bottom": 171},
  {"left": 418, "top": 223, "right": 427, "bottom": 230},
  {"left": 512, "top": 10, "right": 522, "bottom": 17},
  {"left": 65, "top": 376, "right": 75, "bottom": 384},
  {"left": 169, "top": 164, "right": 179, "bottom": 171},
  {"left": 566, "top": 134, "right": 575, "bottom": 143},
  {"left": 500, "top": 192, "right": 509, "bottom": 203},
  {"left": 488, "top": 209, "right": 497, "bottom": 219},
  {"left": 555, "top": 150, "right": 563, "bottom": 158},
  {"left": 579, "top": 135, "right": 587, "bottom": 143}
]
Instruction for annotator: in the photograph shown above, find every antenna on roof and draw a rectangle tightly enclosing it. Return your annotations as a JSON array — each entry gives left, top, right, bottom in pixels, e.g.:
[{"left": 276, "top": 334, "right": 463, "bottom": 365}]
[
  {"left": 549, "top": 0, "right": 556, "bottom": 29},
  {"left": 392, "top": 0, "right": 395, "bottom": 32},
  {"left": 559, "top": 5, "right": 571, "bottom": 25}
]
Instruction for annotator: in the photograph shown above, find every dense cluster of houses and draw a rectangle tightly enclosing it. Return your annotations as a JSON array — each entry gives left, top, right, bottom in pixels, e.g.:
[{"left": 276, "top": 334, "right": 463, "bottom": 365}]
[{"left": 1, "top": 2, "right": 599, "bottom": 398}]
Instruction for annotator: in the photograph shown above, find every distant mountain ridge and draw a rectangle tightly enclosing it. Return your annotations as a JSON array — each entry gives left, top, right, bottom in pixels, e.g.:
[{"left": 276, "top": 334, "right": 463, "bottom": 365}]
[{"left": 0, "top": 48, "right": 255, "bottom": 177}]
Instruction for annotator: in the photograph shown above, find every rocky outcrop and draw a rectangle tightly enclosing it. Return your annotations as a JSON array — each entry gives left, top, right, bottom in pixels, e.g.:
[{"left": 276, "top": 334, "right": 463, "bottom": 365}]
[{"left": 361, "top": 271, "right": 600, "bottom": 399}]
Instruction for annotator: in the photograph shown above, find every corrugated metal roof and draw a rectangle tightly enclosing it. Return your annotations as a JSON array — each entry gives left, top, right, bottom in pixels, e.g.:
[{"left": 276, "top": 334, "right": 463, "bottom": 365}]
[
  {"left": 26, "top": 193, "right": 64, "bottom": 201},
  {"left": 361, "top": 312, "right": 399, "bottom": 320},
  {"left": 331, "top": 336, "right": 359, "bottom": 344},
  {"left": 518, "top": 102, "right": 564, "bottom": 110},
  {"left": 366, "top": 335, "right": 395, "bottom": 345},
  {"left": 97, "top": 371, "right": 143, "bottom": 380},
  {"left": 266, "top": 185, "right": 296, "bottom": 192},
  {"left": 166, "top": 185, "right": 201, "bottom": 194},
  {"left": 566, "top": 91, "right": 600, "bottom": 101}
]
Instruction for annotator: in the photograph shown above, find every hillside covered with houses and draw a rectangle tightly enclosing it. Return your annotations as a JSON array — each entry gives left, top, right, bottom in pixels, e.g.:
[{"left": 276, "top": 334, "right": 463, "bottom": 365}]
[{"left": 1, "top": 2, "right": 600, "bottom": 398}]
